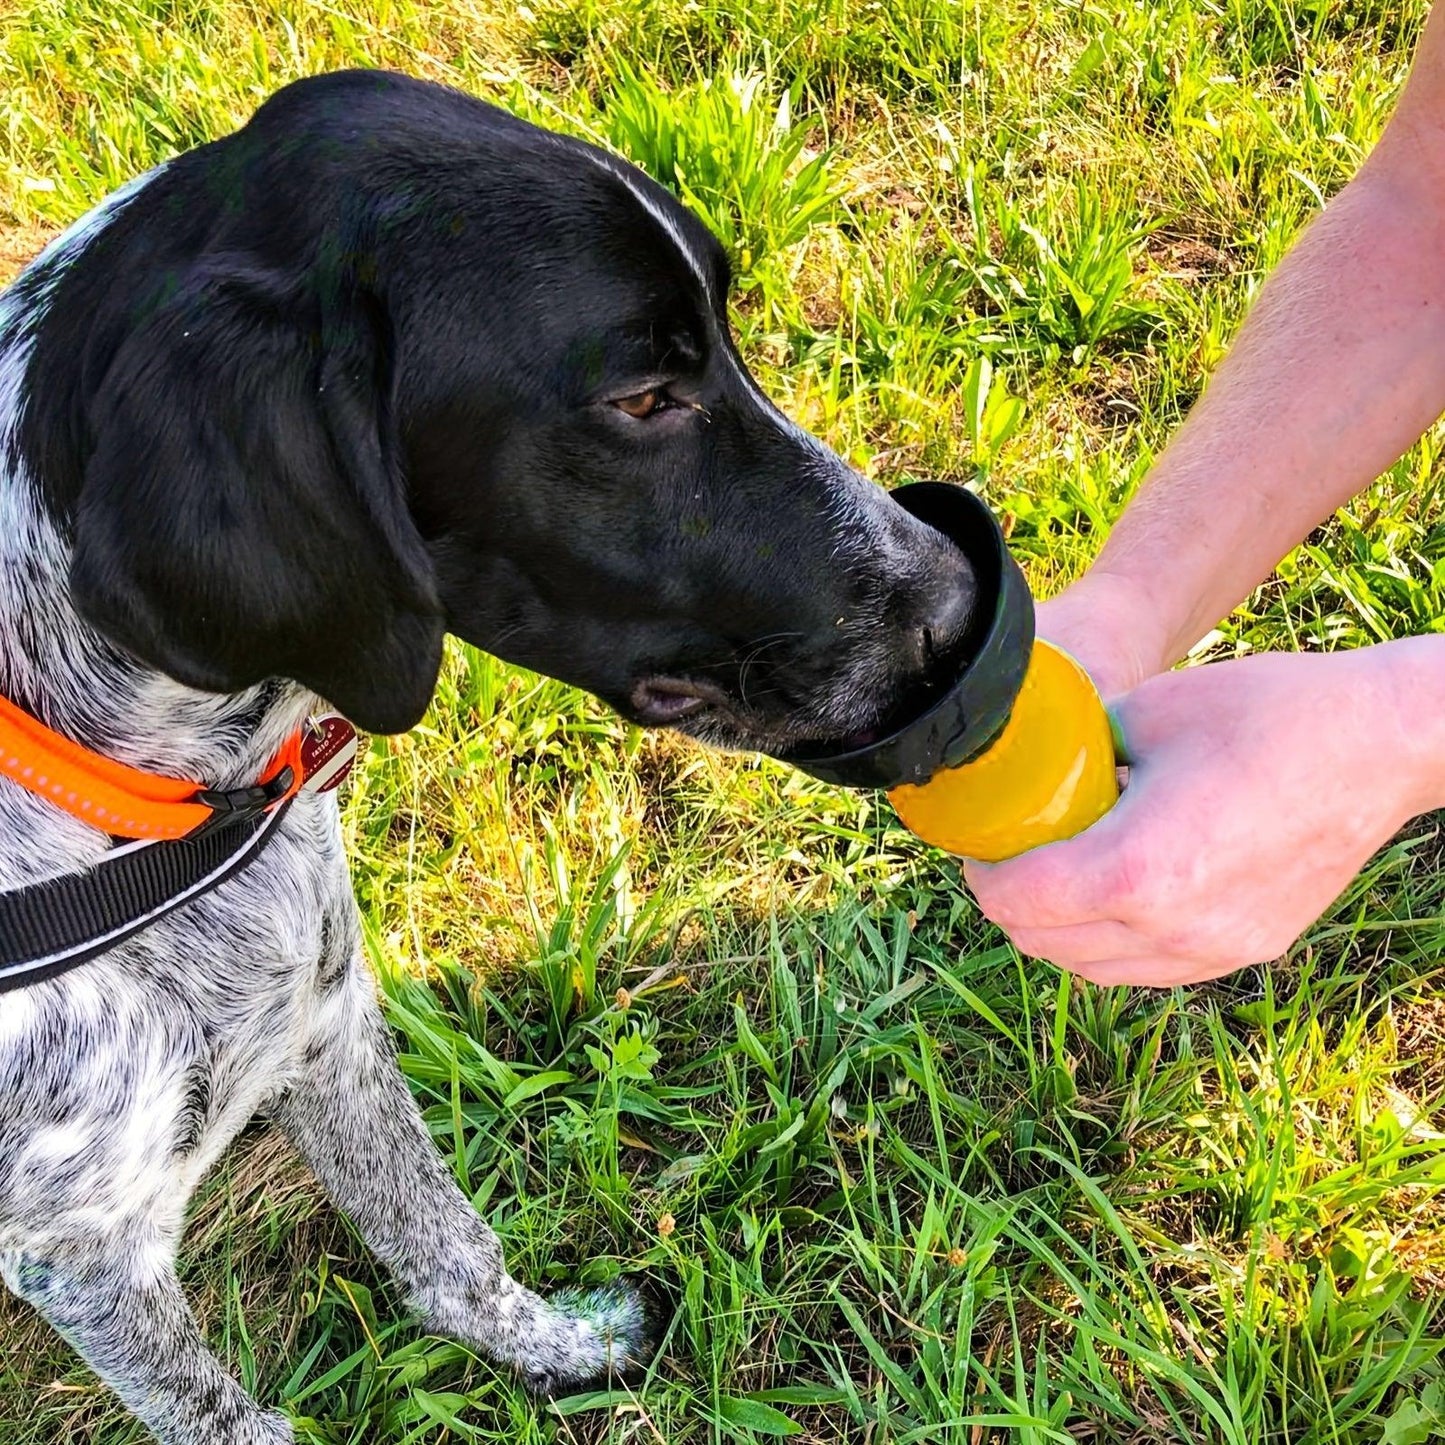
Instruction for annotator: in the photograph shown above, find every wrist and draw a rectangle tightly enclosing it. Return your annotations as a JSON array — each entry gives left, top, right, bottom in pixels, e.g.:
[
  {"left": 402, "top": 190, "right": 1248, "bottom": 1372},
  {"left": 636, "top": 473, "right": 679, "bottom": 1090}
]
[
  {"left": 1037, "top": 567, "right": 1175, "bottom": 699},
  {"left": 1368, "top": 635, "right": 1445, "bottom": 822}
]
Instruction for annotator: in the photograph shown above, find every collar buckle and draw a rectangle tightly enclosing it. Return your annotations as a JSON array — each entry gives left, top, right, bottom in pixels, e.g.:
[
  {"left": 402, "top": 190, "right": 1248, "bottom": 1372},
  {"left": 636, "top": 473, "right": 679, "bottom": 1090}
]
[{"left": 189, "top": 766, "right": 296, "bottom": 840}]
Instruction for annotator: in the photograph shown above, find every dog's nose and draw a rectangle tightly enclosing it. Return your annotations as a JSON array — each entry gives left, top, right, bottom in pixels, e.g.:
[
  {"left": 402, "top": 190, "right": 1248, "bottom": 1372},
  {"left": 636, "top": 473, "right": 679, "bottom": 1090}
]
[{"left": 905, "top": 578, "right": 974, "bottom": 676}]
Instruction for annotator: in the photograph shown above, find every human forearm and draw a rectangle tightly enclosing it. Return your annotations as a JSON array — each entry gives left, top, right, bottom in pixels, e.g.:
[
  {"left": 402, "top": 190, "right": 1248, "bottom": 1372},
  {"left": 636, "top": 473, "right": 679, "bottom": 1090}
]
[
  {"left": 1051, "top": 4, "right": 1445, "bottom": 689},
  {"left": 1086, "top": 162, "right": 1445, "bottom": 675}
]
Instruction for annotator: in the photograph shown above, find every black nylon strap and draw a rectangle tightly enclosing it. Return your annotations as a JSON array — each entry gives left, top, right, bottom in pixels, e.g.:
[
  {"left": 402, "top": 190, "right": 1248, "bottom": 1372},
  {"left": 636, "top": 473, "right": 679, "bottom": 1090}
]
[{"left": 0, "top": 797, "right": 294, "bottom": 990}]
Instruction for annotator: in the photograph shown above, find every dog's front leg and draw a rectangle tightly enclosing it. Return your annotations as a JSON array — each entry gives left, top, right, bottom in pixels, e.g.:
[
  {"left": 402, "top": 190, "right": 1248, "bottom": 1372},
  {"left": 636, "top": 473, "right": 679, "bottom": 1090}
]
[
  {"left": 272, "top": 951, "right": 649, "bottom": 1395},
  {"left": 2, "top": 1230, "right": 293, "bottom": 1445}
]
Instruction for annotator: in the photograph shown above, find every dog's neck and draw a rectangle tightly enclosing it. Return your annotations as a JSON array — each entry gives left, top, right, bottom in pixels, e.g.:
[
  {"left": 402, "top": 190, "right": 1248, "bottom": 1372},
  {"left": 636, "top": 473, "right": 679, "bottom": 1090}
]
[{"left": 0, "top": 179, "right": 314, "bottom": 789}]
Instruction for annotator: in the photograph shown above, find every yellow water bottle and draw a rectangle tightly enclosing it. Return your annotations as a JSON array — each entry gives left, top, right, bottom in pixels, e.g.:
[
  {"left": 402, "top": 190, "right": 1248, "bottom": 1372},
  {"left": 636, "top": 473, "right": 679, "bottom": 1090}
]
[
  {"left": 789, "top": 483, "right": 1119, "bottom": 863},
  {"left": 887, "top": 638, "right": 1117, "bottom": 861}
]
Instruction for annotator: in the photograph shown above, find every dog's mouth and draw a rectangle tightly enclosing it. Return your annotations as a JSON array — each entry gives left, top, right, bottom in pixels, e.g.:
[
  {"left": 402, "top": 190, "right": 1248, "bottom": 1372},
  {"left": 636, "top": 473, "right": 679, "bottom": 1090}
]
[
  {"left": 629, "top": 676, "right": 719, "bottom": 725},
  {"left": 629, "top": 674, "right": 894, "bottom": 754}
]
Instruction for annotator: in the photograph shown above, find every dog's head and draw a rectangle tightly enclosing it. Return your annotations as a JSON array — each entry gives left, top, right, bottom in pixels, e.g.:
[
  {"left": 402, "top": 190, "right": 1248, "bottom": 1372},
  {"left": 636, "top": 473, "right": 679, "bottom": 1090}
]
[{"left": 22, "top": 70, "right": 976, "bottom": 756}]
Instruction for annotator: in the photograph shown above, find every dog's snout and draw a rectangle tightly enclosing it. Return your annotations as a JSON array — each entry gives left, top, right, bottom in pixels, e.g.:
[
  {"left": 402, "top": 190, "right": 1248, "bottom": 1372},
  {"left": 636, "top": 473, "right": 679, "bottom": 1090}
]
[{"left": 908, "top": 577, "right": 974, "bottom": 673}]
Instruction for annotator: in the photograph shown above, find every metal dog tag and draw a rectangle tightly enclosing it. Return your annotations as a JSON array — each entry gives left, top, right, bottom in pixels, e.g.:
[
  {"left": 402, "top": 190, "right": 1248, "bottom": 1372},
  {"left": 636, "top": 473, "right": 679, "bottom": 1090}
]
[{"left": 300, "top": 713, "right": 359, "bottom": 793}]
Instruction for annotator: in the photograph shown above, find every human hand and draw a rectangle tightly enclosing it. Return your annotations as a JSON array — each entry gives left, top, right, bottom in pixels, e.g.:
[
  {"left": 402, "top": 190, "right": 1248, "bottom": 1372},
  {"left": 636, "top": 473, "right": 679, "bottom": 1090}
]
[{"left": 962, "top": 641, "right": 1443, "bottom": 986}]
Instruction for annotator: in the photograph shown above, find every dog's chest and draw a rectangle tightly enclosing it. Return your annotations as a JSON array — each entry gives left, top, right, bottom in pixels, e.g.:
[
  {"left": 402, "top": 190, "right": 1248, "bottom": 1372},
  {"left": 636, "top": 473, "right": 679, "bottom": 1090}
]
[{"left": 0, "top": 793, "right": 356, "bottom": 1245}]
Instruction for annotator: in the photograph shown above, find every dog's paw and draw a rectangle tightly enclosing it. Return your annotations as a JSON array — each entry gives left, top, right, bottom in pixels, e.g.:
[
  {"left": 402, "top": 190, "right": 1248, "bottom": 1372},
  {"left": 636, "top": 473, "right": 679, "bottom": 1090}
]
[{"left": 520, "top": 1281, "right": 654, "bottom": 1396}]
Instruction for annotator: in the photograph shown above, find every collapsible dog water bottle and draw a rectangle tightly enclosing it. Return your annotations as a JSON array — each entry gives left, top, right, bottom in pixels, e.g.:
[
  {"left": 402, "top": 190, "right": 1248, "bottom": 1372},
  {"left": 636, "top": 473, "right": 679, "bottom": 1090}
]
[{"left": 786, "top": 483, "right": 1118, "bottom": 863}]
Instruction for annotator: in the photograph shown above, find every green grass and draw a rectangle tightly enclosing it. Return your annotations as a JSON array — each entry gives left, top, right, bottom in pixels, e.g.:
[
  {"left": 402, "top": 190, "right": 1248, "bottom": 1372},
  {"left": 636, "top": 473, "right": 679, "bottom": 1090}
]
[{"left": 5, "top": 0, "right": 1445, "bottom": 1440}]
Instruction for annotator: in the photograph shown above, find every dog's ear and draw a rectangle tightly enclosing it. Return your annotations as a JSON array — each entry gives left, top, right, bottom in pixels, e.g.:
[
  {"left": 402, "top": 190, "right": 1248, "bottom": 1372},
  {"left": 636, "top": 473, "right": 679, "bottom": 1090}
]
[{"left": 68, "top": 262, "right": 444, "bottom": 734}]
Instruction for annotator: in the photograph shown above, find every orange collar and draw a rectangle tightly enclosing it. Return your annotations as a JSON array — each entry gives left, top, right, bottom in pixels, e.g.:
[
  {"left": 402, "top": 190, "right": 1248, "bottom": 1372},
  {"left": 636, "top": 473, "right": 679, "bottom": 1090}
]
[{"left": 0, "top": 692, "right": 311, "bottom": 841}]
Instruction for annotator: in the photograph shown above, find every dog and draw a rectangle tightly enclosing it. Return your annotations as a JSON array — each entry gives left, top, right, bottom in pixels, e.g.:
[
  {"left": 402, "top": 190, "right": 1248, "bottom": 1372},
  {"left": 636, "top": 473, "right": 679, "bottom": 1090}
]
[{"left": 0, "top": 69, "right": 975, "bottom": 1444}]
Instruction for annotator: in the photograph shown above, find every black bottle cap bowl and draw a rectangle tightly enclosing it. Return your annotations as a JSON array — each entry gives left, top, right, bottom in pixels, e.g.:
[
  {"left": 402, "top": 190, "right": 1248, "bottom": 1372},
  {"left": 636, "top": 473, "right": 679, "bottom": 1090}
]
[{"left": 783, "top": 482, "right": 1036, "bottom": 791}]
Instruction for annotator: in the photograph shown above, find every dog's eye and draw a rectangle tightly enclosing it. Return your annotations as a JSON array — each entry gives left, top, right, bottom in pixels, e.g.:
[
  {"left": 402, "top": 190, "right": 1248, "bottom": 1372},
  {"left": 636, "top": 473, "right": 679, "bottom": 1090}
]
[{"left": 612, "top": 389, "right": 666, "bottom": 419}]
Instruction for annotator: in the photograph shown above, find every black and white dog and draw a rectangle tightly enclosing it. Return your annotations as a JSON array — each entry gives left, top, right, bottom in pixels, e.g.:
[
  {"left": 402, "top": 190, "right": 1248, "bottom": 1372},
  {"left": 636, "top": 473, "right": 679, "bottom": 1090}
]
[{"left": 0, "top": 70, "right": 974, "bottom": 1443}]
